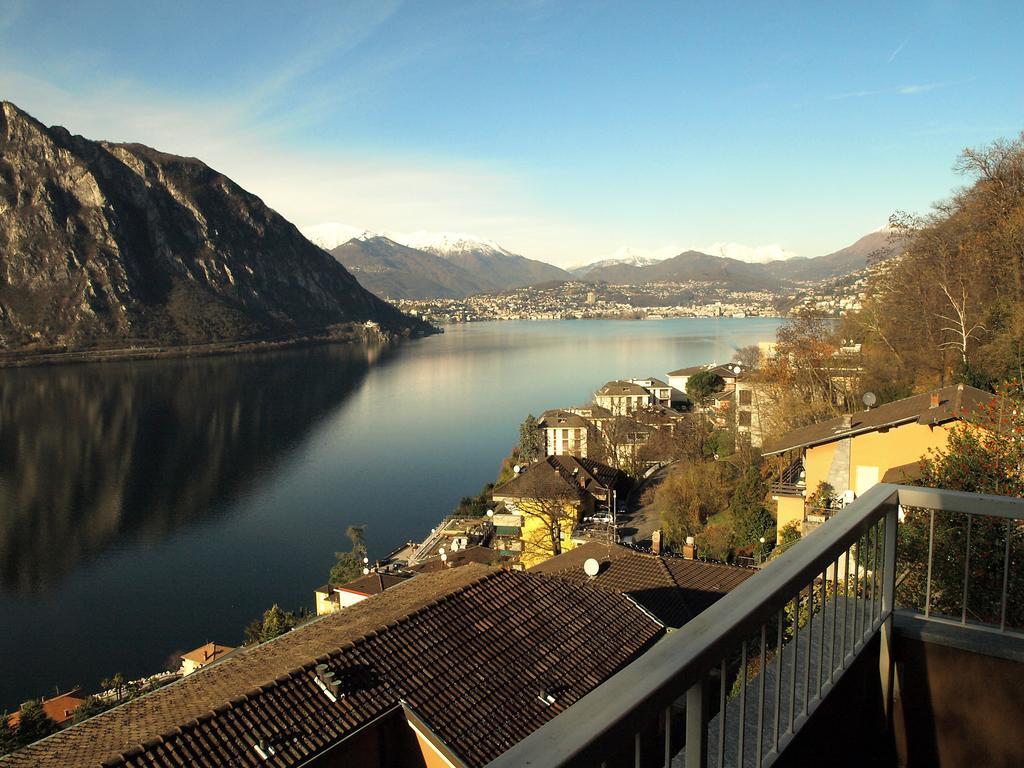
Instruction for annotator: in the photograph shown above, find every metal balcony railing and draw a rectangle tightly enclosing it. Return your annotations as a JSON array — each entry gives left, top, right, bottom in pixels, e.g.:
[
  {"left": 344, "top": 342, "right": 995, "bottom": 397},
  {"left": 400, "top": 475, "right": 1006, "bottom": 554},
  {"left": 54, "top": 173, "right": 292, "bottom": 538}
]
[{"left": 486, "top": 484, "right": 1024, "bottom": 768}]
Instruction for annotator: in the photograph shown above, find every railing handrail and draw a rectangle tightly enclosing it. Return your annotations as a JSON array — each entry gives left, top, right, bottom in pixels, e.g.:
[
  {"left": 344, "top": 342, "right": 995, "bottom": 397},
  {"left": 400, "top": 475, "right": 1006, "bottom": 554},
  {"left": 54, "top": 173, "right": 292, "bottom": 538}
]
[{"left": 487, "top": 484, "right": 1024, "bottom": 768}]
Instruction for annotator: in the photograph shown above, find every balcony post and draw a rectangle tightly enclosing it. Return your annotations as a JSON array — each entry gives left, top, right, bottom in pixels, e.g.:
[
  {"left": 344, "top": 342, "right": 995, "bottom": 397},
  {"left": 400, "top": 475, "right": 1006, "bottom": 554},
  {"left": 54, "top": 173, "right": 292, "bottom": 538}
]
[
  {"left": 878, "top": 499, "right": 898, "bottom": 724},
  {"left": 685, "top": 676, "right": 708, "bottom": 767}
]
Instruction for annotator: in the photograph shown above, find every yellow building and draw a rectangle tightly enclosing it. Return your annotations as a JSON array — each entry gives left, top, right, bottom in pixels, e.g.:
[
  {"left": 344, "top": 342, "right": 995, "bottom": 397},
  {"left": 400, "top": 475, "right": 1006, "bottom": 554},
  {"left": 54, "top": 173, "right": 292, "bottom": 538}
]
[
  {"left": 491, "top": 455, "right": 628, "bottom": 567},
  {"left": 764, "top": 384, "right": 993, "bottom": 532}
]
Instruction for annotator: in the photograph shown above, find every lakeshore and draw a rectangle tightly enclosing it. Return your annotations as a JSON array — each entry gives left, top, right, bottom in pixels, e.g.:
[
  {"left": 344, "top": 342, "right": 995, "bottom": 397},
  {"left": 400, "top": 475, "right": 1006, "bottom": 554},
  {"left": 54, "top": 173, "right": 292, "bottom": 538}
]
[{"left": 0, "top": 317, "right": 782, "bottom": 710}]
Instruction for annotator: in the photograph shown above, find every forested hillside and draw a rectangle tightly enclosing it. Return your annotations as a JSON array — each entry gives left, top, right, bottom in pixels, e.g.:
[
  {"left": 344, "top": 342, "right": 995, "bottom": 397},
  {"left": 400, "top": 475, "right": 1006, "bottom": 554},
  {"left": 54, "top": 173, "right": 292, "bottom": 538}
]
[{"left": 853, "top": 134, "right": 1024, "bottom": 394}]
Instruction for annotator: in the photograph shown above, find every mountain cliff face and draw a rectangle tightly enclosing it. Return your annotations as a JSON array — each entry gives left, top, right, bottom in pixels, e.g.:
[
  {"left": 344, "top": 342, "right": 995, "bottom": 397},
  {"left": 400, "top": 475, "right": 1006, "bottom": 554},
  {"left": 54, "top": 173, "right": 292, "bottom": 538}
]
[{"left": 0, "top": 101, "right": 431, "bottom": 354}]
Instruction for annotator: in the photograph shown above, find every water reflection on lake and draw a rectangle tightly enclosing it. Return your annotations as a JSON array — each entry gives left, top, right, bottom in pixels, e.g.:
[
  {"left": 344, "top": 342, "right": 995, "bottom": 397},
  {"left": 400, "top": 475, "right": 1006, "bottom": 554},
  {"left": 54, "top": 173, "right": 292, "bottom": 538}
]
[{"left": 0, "top": 317, "right": 781, "bottom": 708}]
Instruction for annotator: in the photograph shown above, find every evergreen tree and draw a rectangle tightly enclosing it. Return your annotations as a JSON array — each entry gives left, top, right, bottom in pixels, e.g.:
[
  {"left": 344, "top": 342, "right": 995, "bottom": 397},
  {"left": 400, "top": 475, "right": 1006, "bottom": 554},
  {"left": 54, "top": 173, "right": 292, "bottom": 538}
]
[
  {"left": 328, "top": 524, "right": 369, "bottom": 586},
  {"left": 685, "top": 371, "right": 725, "bottom": 409},
  {"left": 518, "top": 414, "right": 542, "bottom": 463},
  {"left": 72, "top": 696, "right": 111, "bottom": 725},
  {"left": 14, "top": 699, "right": 56, "bottom": 746},
  {"left": 243, "top": 604, "right": 307, "bottom": 645},
  {"left": 0, "top": 712, "right": 18, "bottom": 756},
  {"left": 729, "top": 465, "right": 774, "bottom": 548}
]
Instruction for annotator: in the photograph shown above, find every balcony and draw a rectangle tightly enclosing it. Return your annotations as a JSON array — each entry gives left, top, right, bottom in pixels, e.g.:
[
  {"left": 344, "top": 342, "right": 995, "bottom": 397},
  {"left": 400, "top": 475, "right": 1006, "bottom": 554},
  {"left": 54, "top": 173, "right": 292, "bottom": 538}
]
[{"left": 486, "top": 484, "right": 1024, "bottom": 768}]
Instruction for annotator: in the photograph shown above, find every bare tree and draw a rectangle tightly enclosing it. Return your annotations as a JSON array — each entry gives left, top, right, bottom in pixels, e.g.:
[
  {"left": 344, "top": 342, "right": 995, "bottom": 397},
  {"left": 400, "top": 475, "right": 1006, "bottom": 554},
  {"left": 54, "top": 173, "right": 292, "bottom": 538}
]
[{"left": 513, "top": 490, "right": 583, "bottom": 566}]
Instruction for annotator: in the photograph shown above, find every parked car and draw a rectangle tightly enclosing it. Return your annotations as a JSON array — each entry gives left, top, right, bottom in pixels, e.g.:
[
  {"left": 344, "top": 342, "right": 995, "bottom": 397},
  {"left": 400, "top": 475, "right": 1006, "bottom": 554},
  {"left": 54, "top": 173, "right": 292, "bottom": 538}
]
[{"left": 588, "top": 512, "right": 613, "bottom": 525}]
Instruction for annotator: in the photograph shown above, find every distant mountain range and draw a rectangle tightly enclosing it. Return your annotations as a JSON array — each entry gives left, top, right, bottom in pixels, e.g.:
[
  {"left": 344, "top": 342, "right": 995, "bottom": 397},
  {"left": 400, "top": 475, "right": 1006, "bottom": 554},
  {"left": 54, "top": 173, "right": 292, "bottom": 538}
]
[
  {"left": 0, "top": 101, "right": 430, "bottom": 355},
  {"left": 326, "top": 233, "right": 572, "bottom": 299},
  {"left": 574, "top": 230, "right": 903, "bottom": 290},
  {"left": 308, "top": 222, "right": 902, "bottom": 300}
]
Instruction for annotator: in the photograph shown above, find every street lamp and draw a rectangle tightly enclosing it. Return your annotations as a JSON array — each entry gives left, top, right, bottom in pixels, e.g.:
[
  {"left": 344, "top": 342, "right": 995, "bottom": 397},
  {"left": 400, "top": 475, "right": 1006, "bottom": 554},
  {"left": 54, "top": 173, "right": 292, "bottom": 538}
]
[{"left": 758, "top": 536, "right": 767, "bottom": 565}]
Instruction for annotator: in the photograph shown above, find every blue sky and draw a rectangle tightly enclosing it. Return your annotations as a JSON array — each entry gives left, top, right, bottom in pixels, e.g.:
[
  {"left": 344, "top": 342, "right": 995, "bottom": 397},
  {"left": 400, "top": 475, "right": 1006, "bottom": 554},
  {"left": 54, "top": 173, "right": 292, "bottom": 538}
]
[{"left": 2, "top": 0, "right": 1022, "bottom": 266}]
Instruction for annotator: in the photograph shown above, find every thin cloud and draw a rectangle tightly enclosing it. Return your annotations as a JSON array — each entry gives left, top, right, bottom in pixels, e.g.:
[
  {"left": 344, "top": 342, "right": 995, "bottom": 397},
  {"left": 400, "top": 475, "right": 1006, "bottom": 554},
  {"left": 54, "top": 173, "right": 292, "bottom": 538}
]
[
  {"left": 826, "top": 81, "right": 953, "bottom": 100},
  {"left": 887, "top": 36, "right": 909, "bottom": 63}
]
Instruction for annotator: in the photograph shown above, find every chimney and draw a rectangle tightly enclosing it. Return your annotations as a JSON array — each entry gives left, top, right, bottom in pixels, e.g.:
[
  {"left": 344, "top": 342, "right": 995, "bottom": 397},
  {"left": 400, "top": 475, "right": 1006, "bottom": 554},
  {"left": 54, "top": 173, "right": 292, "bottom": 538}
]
[
  {"left": 841, "top": 414, "right": 853, "bottom": 429},
  {"left": 929, "top": 392, "right": 940, "bottom": 409},
  {"left": 682, "top": 536, "right": 697, "bottom": 560},
  {"left": 651, "top": 529, "right": 662, "bottom": 555}
]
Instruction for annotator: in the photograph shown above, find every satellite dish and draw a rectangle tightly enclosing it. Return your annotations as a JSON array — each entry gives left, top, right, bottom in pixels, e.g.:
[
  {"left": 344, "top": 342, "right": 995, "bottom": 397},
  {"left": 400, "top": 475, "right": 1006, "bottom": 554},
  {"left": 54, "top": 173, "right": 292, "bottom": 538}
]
[
  {"left": 440, "top": 553, "right": 448, "bottom": 563},
  {"left": 362, "top": 567, "right": 369, "bottom": 575},
  {"left": 486, "top": 509, "right": 494, "bottom": 517},
  {"left": 438, "top": 547, "right": 445, "bottom": 556},
  {"left": 863, "top": 392, "right": 877, "bottom": 408},
  {"left": 583, "top": 558, "right": 600, "bottom": 578},
  {"left": 362, "top": 557, "right": 369, "bottom": 564},
  {"left": 513, "top": 464, "right": 522, "bottom": 474}
]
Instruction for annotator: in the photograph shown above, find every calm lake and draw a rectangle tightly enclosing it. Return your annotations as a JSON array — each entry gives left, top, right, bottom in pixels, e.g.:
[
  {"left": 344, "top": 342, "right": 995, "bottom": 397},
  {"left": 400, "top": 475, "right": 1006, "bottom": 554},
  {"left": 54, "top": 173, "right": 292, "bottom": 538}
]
[{"left": 0, "top": 317, "right": 781, "bottom": 709}]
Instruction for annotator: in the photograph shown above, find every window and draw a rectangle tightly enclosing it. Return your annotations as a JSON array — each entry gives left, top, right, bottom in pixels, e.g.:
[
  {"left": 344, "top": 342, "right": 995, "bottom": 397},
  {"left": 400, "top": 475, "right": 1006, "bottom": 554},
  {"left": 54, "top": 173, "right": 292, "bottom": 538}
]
[
  {"left": 738, "top": 411, "right": 752, "bottom": 427},
  {"left": 739, "top": 389, "right": 752, "bottom": 405}
]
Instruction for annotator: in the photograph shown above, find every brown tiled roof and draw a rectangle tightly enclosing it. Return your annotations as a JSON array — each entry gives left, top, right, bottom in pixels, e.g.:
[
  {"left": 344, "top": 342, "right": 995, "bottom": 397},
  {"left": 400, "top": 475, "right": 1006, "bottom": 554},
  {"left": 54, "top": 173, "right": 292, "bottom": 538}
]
[
  {"left": 667, "top": 364, "right": 743, "bottom": 379},
  {"left": 491, "top": 459, "right": 586, "bottom": 502},
  {"left": 180, "top": 642, "right": 235, "bottom": 665},
  {"left": 661, "top": 556, "right": 758, "bottom": 614},
  {"left": 529, "top": 542, "right": 756, "bottom": 627},
  {"left": 596, "top": 380, "right": 651, "bottom": 397},
  {"left": 667, "top": 364, "right": 707, "bottom": 377},
  {"left": 550, "top": 455, "right": 626, "bottom": 495},
  {"left": 492, "top": 455, "right": 625, "bottom": 503},
  {"left": 537, "top": 409, "right": 592, "bottom": 429},
  {"left": 762, "top": 384, "right": 994, "bottom": 455},
  {"left": 5, "top": 569, "right": 663, "bottom": 768},
  {"left": 7, "top": 691, "right": 86, "bottom": 728},
  {"left": 335, "top": 571, "right": 410, "bottom": 595},
  {"left": 1, "top": 566, "right": 491, "bottom": 768}
]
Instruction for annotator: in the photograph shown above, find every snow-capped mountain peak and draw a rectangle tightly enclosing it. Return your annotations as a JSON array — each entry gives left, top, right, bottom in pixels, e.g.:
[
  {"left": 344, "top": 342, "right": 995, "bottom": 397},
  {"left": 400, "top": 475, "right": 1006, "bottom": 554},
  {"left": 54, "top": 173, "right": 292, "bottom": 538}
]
[
  {"left": 301, "top": 222, "right": 375, "bottom": 250},
  {"left": 569, "top": 245, "right": 674, "bottom": 274},
  {"left": 391, "top": 230, "right": 515, "bottom": 259}
]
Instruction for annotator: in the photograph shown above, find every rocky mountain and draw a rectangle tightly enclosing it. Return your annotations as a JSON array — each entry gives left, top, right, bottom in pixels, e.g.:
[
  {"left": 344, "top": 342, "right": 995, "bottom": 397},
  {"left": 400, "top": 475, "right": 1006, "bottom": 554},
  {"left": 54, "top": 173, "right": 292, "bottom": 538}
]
[
  {"left": 399, "top": 232, "right": 573, "bottom": 290},
  {"left": 0, "top": 101, "right": 431, "bottom": 356},
  {"left": 764, "top": 229, "right": 904, "bottom": 282},
  {"left": 329, "top": 236, "right": 493, "bottom": 299}
]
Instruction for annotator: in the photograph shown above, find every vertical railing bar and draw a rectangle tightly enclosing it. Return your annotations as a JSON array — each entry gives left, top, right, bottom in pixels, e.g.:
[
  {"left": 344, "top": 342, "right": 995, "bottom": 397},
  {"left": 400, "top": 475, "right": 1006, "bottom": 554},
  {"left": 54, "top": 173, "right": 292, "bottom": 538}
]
[
  {"left": 788, "top": 596, "right": 797, "bottom": 733},
  {"left": 803, "top": 582, "right": 812, "bottom": 714},
  {"left": 879, "top": 515, "right": 887, "bottom": 623},
  {"left": 853, "top": 535, "right": 861, "bottom": 648},
  {"left": 773, "top": 609, "right": 783, "bottom": 754},
  {"left": 859, "top": 531, "right": 868, "bottom": 645},
  {"left": 962, "top": 514, "right": 973, "bottom": 625},
  {"left": 757, "top": 624, "right": 767, "bottom": 767},
  {"left": 738, "top": 639, "right": 747, "bottom": 768},
  {"left": 830, "top": 555, "right": 838, "bottom": 682},
  {"left": 635, "top": 730, "right": 641, "bottom": 768},
  {"left": 663, "top": 704, "right": 672, "bottom": 768},
  {"left": 924, "top": 509, "right": 936, "bottom": 617},
  {"left": 842, "top": 547, "right": 850, "bottom": 665},
  {"left": 718, "top": 658, "right": 727, "bottom": 768},
  {"left": 870, "top": 520, "right": 879, "bottom": 626},
  {"left": 1001, "top": 519, "right": 1012, "bottom": 633},
  {"left": 686, "top": 679, "right": 707, "bottom": 768},
  {"left": 817, "top": 569, "right": 825, "bottom": 697}
]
